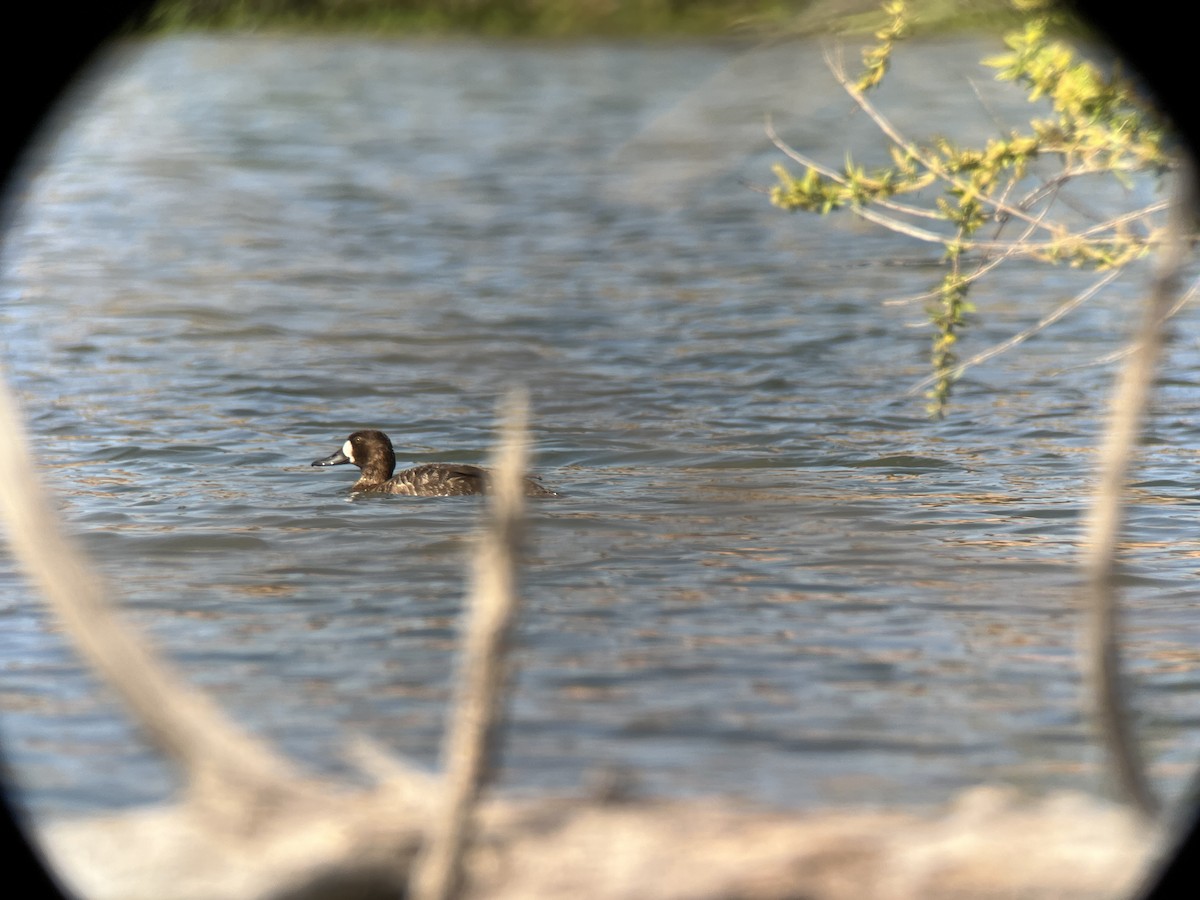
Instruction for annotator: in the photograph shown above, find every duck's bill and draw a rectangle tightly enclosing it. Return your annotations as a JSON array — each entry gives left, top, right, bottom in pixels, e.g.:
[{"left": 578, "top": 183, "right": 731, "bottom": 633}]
[{"left": 311, "top": 448, "right": 351, "bottom": 467}]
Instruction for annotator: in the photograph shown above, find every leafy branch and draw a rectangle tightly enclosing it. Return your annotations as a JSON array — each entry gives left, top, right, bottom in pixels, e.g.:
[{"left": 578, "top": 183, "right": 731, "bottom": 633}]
[{"left": 769, "top": 0, "right": 1176, "bottom": 415}]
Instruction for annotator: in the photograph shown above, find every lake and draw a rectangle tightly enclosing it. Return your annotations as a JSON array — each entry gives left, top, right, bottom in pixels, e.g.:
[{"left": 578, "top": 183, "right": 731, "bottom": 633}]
[{"left": 2, "top": 33, "right": 1199, "bottom": 821}]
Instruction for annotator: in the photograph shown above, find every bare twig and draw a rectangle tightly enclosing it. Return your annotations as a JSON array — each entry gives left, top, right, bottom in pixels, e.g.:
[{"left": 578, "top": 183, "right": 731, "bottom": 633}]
[
  {"left": 1059, "top": 275, "right": 1200, "bottom": 372},
  {"left": 1077, "top": 200, "right": 1170, "bottom": 240},
  {"left": 410, "top": 390, "right": 530, "bottom": 900},
  {"left": 0, "top": 379, "right": 312, "bottom": 823},
  {"left": 822, "top": 46, "right": 1056, "bottom": 237},
  {"left": 906, "top": 268, "right": 1123, "bottom": 391},
  {"left": 1079, "top": 163, "right": 1193, "bottom": 819},
  {"left": 883, "top": 194, "right": 1058, "bottom": 306}
]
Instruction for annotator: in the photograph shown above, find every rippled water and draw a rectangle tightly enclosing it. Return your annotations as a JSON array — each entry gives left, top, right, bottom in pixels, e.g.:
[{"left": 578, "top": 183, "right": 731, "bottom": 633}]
[{"left": 2, "top": 35, "right": 1200, "bottom": 821}]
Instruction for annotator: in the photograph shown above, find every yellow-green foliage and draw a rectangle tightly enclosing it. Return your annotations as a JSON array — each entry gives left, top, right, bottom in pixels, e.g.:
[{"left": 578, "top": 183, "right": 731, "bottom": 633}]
[
  {"left": 856, "top": 0, "right": 908, "bottom": 91},
  {"left": 984, "top": 20, "right": 1168, "bottom": 174},
  {"left": 770, "top": 0, "right": 1171, "bottom": 415},
  {"left": 138, "top": 0, "right": 808, "bottom": 37}
]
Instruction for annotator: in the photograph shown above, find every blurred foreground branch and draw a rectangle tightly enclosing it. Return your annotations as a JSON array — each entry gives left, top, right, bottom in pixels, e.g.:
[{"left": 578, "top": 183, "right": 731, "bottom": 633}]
[
  {"left": 0, "top": 376, "right": 319, "bottom": 822},
  {"left": 411, "top": 391, "right": 529, "bottom": 900},
  {"left": 1079, "top": 163, "right": 1195, "bottom": 819},
  {"left": 0, "top": 379, "right": 1167, "bottom": 898}
]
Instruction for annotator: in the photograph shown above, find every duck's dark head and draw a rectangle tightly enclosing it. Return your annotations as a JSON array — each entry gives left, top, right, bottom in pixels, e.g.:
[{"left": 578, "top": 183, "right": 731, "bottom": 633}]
[{"left": 312, "top": 430, "right": 396, "bottom": 484}]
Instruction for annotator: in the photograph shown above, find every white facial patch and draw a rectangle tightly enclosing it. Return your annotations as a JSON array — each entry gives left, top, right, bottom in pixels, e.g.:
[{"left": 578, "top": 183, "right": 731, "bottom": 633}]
[{"left": 342, "top": 439, "right": 355, "bottom": 463}]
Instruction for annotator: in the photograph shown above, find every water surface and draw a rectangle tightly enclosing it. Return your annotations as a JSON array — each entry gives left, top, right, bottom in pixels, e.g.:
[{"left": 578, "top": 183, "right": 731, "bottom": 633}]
[{"left": 2, "top": 35, "right": 1199, "bottom": 820}]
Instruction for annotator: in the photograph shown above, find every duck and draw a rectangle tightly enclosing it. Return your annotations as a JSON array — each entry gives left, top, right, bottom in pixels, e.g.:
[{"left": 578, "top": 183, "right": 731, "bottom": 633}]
[{"left": 311, "top": 430, "right": 557, "bottom": 497}]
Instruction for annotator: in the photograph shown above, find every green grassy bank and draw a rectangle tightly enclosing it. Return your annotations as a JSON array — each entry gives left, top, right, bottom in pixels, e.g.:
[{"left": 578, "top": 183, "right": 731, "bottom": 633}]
[{"left": 133, "top": 0, "right": 1026, "bottom": 38}]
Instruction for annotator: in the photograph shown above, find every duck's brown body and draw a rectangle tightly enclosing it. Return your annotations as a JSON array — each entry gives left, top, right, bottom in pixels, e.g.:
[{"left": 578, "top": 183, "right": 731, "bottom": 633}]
[{"left": 312, "top": 430, "right": 557, "bottom": 498}]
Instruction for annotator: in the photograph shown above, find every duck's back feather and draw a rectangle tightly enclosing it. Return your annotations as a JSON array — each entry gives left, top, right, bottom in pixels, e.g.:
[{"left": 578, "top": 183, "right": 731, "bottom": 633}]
[
  {"left": 355, "top": 463, "right": 557, "bottom": 498},
  {"left": 373, "top": 463, "right": 486, "bottom": 496}
]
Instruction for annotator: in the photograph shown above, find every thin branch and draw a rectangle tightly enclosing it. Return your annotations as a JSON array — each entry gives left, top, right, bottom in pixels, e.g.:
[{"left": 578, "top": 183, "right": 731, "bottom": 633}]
[
  {"left": 766, "top": 118, "right": 945, "bottom": 222},
  {"left": 410, "top": 389, "right": 529, "bottom": 900},
  {"left": 1009, "top": 169, "right": 1094, "bottom": 224},
  {"left": 883, "top": 266, "right": 998, "bottom": 307},
  {"left": 1079, "top": 163, "right": 1193, "bottom": 820},
  {"left": 768, "top": 117, "right": 1160, "bottom": 259},
  {"left": 852, "top": 202, "right": 959, "bottom": 244},
  {"left": 883, "top": 191, "right": 1058, "bottom": 306},
  {"left": 826, "top": 46, "right": 1170, "bottom": 245},
  {"left": 1077, "top": 200, "right": 1170, "bottom": 240},
  {"left": 963, "top": 76, "right": 1132, "bottom": 232},
  {"left": 967, "top": 75, "right": 1012, "bottom": 136},
  {"left": 1058, "top": 275, "right": 1200, "bottom": 371},
  {"left": 823, "top": 46, "right": 1058, "bottom": 237},
  {"left": 907, "top": 268, "right": 1123, "bottom": 391},
  {"left": 0, "top": 378, "right": 311, "bottom": 820}
]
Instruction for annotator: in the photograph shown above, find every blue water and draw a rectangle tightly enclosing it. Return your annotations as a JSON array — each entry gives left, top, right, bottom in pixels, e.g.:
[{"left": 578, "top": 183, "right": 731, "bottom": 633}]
[{"left": 2, "top": 34, "right": 1199, "bottom": 821}]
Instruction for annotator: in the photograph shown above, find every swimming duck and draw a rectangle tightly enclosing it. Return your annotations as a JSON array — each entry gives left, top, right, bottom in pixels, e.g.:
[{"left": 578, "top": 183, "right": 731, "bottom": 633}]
[{"left": 311, "top": 430, "right": 557, "bottom": 497}]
